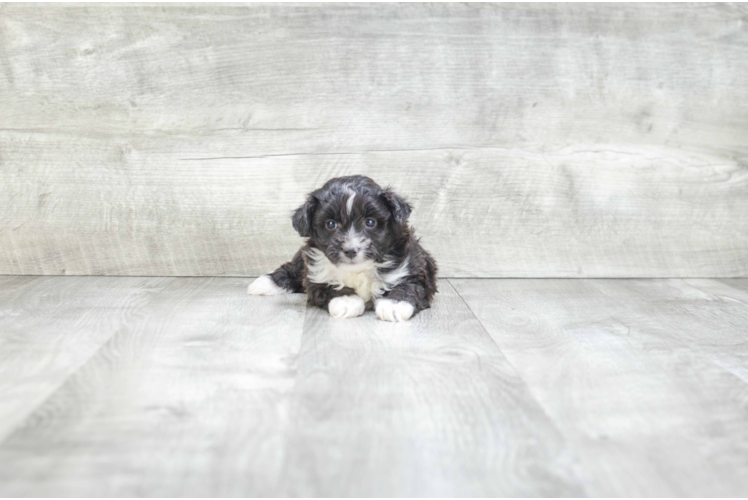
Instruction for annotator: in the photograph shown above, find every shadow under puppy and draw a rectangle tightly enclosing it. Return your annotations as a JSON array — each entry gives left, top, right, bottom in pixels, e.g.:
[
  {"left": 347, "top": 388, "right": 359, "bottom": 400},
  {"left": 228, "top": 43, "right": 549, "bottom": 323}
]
[{"left": 248, "top": 175, "right": 437, "bottom": 322}]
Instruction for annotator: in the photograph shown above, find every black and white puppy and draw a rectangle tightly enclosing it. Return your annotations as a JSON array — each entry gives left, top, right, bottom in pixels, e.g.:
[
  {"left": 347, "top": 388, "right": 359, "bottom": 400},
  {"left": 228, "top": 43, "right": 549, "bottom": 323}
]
[{"left": 248, "top": 175, "right": 437, "bottom": 322}]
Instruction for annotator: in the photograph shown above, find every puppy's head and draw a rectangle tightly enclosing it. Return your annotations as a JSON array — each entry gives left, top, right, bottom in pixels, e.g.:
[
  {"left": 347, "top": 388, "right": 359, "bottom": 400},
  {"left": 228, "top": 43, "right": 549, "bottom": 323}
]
[{"left": 292, "top": 176, "right": 411, "bottom": 267}]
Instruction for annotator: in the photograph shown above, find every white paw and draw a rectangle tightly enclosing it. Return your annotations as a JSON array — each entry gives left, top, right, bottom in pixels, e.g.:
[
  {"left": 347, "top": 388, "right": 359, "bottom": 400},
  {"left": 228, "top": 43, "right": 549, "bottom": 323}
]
[
  {"left": 375, "top": 298, "right": 415, "bottom": 322},
  {"left": 247, "top": 275, "right": 289, "bottom": 296},
  {"left": 328, "top": 295, "right": 366, "bottom": 319}
]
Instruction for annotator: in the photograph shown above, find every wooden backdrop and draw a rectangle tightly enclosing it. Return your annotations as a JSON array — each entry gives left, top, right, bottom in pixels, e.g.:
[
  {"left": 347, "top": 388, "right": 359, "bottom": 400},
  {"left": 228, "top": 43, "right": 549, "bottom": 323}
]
[{"left": 1, "top": 3, "right": 747, "bottom": 277}]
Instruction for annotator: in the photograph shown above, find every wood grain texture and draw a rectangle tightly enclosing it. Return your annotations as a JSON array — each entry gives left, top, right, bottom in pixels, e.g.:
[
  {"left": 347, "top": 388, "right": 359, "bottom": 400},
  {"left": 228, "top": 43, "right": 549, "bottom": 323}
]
[
  {"left": 1, "top": 3, "right": 748, "bottom": 277},
  {"left": 2, "top": 277, "right": 748, "bottom": 495},
  {"left": 0, "top": 278, "right": 586, "bottom": 497},
  {"left": 0, "top": 277, "right": 308, "bottom": 496},
  {"left": 451, "top": 278, "right": 748, "bottom": 497},
  {"left": 277, "top": 280, "right": 584, "bottom": 496},
  {"left": 0, "top": 275, "right": 168, "bottom": 442}
]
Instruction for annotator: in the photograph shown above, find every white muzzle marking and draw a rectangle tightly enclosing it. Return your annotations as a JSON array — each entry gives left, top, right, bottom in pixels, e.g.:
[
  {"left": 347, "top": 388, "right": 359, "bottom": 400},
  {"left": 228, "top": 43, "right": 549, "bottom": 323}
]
[{"left": 341, "top": 227, "right": 369, "bottom": 264}]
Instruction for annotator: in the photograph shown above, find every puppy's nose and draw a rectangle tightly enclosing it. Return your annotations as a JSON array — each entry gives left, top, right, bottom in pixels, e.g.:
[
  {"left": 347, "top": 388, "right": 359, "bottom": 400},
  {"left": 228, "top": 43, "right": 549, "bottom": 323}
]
[{"left": 343, "top": 248, "right": 359, "bottom": 259}]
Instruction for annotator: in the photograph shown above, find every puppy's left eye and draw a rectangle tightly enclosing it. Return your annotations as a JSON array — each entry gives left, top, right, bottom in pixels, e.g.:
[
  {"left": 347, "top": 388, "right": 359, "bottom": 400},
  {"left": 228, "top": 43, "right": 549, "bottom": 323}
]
[{"left": 365, "top": 218, "right": 376, "bottom": 228}]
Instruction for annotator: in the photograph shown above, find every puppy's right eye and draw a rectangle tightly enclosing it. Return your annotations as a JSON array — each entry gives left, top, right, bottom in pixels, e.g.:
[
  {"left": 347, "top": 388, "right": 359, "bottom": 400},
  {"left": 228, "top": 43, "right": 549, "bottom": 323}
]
[{"left": 326, "top": 220, "right": 337, "bottom": 230}]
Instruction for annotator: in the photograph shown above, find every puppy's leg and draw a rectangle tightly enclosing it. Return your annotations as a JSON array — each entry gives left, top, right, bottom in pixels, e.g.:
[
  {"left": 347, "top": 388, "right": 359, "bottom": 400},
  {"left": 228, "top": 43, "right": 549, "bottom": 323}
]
[
  {"left": 306, "top": 281, "right": 365, "bottom": 319},
  {"left": 375, "top": 282, "right": 431, "bottom": 322},
  {"left": 377, "top": 250, "right": 438, "bottom": 322},
  {"left": 248, "top": 250, "right": 305, "bottom": 295}
]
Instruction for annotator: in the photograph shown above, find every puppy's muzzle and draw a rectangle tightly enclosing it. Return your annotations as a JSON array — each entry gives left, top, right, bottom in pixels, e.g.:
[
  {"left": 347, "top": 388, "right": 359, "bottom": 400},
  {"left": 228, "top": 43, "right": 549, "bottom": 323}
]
[{"left": 343, "top": 247, "right": 360, "bottom": 259}]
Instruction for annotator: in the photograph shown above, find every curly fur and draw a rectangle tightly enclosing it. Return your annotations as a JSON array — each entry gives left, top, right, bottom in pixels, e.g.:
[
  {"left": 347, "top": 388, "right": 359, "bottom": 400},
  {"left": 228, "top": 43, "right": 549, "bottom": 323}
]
[{"left": 249, "top": 175, "right": 438, "bottom": 321}]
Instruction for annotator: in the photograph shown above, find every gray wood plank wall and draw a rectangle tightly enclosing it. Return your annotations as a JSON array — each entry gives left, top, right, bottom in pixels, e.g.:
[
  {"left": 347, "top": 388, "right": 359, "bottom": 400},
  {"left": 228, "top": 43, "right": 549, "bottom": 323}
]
[{"left": 1, "top": 3, "right": 747, "bottom": 277}]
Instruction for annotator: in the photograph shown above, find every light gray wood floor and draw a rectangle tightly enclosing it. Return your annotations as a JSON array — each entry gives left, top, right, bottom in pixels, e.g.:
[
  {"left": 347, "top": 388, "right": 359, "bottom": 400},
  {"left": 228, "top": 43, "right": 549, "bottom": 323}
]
[{"left": 0, "top": 276, "right": 747, "bottom": 497}]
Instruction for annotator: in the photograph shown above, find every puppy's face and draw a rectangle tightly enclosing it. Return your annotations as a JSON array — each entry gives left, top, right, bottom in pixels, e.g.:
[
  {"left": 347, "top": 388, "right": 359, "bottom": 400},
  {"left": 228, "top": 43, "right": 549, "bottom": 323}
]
[{"left": 292, "top": 176, "right": 412, "bottom": 268}]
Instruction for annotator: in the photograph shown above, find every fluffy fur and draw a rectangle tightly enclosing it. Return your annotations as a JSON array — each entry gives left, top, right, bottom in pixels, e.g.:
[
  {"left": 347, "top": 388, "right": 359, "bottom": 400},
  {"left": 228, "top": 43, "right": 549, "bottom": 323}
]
[
  {"left": 328, "top": 295, "right": 366, "bottom": 319},
  {"left": 374, "top": 298, "right": 415, "bottom": 322},
  {"left": 305, "top": 248, "right": 410, "bottom": 303},
  {"left": 248, "top": 175, "right": 438, "bottom": 321},
  {"left": 246, "top": 274, "right": 289, "bottom": 296}
]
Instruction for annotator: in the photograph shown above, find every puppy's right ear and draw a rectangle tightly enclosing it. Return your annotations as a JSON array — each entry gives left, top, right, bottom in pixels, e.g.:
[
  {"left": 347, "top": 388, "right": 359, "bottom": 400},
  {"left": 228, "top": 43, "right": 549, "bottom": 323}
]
[
  {"left": 292, "top": 195, "right": 318, "bottom": 237},
  {"left": 379, "top": 188, "right": 412, "bottom": 225}
]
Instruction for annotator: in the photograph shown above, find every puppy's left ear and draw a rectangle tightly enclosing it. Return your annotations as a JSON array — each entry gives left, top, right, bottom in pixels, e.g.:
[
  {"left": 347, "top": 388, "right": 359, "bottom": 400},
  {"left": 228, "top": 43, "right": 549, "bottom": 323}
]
[
  {"left": 292, "top": 195, "right": 318, "bottom": 237},
  {"left": 380, "top": 188, "right": 412, "bottom": 225}
]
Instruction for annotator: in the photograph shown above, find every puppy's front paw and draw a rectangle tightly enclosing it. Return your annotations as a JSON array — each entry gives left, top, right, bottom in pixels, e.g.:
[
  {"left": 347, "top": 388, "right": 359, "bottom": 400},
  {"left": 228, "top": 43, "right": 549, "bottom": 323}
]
[
  {"left": 375, "top": 298, "right": 415, "bottom": 322},
  {"left": 328, "top": 295, "right": 366, "bottom": 319},
  {"left": 247, "top": 275, "right": 289, "bottom": 296}
]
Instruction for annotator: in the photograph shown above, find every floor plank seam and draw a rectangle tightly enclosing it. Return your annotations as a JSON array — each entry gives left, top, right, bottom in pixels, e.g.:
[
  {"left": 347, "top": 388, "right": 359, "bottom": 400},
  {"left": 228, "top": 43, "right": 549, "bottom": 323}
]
[
  {"left": 0, "top": 277, "right": 176, "bottom": 448},
  {"left": 445, "top": 278, "right": 593, "bottom": 497}
]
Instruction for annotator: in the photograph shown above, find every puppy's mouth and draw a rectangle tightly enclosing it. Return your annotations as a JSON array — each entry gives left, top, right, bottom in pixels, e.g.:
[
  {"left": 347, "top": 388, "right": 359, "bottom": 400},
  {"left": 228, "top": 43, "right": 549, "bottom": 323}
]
[
  {"left": 336, "top": 252, "right": 373, "bottom": 270},
  {"left": 339, "top": 255, "right": 366, "bottom": 265}
]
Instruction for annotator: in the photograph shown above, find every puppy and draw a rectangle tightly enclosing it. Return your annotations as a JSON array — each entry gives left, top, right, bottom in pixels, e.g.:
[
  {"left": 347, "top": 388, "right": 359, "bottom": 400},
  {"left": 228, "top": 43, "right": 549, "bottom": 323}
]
[{"left": 248, "top": 175, "right": 437, "bottom": 322}]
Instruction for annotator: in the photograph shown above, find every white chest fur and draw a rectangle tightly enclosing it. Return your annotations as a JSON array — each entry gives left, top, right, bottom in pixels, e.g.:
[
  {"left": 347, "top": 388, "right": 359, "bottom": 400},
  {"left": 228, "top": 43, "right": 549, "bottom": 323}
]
[{"left": 305, "top": 248, "right": 410, "bottom": 303}]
